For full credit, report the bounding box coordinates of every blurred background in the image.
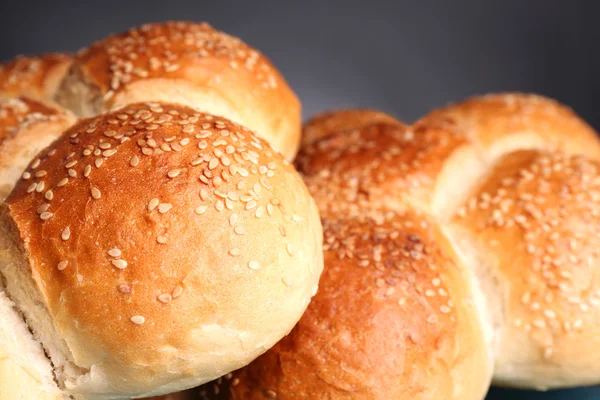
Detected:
[2,0,599,398]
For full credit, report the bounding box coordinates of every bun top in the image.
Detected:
[1,102,322,398]
[56,21,301,160]
[0,54,72,103]
[0,97,75,201]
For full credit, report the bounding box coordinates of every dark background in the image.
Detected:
[2,1,600,398]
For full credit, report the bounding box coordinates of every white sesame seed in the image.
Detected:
[158,293,172,303]
[84,165,92,177]
[57,261,68,271]
[130,315,145,325]
[45,190,54,201]
[61,227,71,241]
[40,212,53,221]
[91,187,101,199]
[157,236,167,244]
[148,198,159,211]
[172,286,183,299]
[158,203,172,213]
[108,248,122,258]
[112,259,128,269]
[130,155,140,167]
[229,248,240,256]
[22,171,31,180]
[248,260,260,270]
[57,178,68,187]
[167,169,181,178]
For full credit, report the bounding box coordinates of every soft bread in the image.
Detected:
[0,97,75,201]
[55,21,301,160]
[0,54,73,104]
[0,102,323,399]
[213,93,600,398]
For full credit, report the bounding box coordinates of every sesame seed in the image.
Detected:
[229,248,240,256]
[158,293,172,303]
[61,227,71,241]
[37,204,50,214]
[103,149,117,157]
[130,155,140,167]
[245,200,257,210]
[108,248,122,258]
[112,259,128,269]
[157,235,167,244]
[35,170,47,178]
[40,212,53,221]
[118,284,131,294]
[148,198,159,211]
[248,260,261,270]
[215,200,224,211]
[68,168,77,177]
[91,187,101,199]
[234,226,245,235]
[57,178,68,187]
[45,190,54,201]
[57,261,68,271]
[31,159,40,169]
[172,286,183,298]
[167,169,181,178]
[200,188,209,200]
[84,165,92,177]
[195,205,208,215]
[130,315,145,325]
[22,172,31,180]
[158,203,172,213]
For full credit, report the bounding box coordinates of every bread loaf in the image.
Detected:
[215,93,600,399]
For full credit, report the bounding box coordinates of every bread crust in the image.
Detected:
[55,22,301,160]
[1,102,322,399]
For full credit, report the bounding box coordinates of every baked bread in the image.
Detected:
[0,102,323,399]
[0,54,73,104]
[213,93,600,399]
[55,21,301,160]
[0,97,75,201]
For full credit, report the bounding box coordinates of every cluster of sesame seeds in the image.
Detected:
[322,212,456,324]
[15,101,299,327]
[79,21,278,99]
[455,150,600,359]
[296,122,461,217]
[0,53,70,95]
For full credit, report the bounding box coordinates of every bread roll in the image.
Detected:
[0,97,75,201]
[0,54,73,104]
[55,21,301,160]
[0,97,74,400]
[0,102,323,399]
[213,93,600,398]
[301,109,402,147]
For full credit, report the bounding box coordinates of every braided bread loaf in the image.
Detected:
[210,93,600,399]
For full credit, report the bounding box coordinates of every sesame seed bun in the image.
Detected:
[301,109,403,147]
[0,102,323,399]
[55,21,301,160]
[212,93,600,398]
[450,149,600,389]
[0,97,75,201]
[0,54,73,104]
[226,211,492,399]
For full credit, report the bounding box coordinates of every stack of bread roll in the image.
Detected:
[0,22,323,399]
[3,20,600,400]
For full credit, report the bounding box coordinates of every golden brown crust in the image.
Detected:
[301,109,403,147]
[1,102,322,398]
[220,94,600,398]
[0,54,72,103]
[421,92,600,160]
[452,150,600,388]
[224,212,490,399]
[56,21,301,160]
[296,121,466,218]
[0,97,75,201]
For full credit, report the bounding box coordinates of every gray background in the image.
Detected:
[2,0,600,398]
